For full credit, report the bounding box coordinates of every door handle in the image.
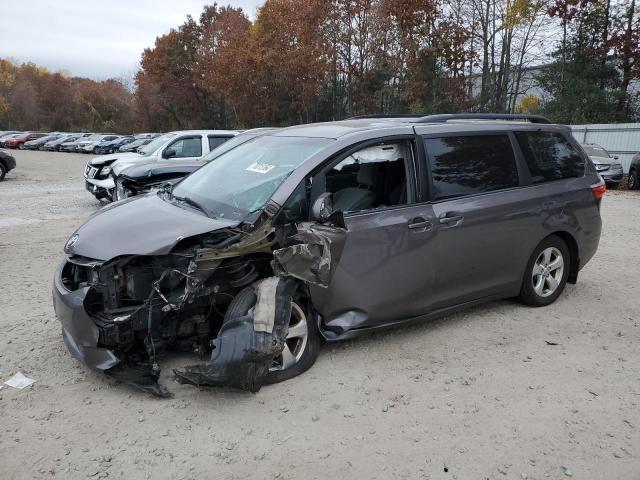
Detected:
[438,213,464,225]
[408,218,432,231]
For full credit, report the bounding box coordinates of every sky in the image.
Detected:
[0,0,263,80]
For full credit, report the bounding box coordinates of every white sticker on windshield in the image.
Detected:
[246,162,276,174]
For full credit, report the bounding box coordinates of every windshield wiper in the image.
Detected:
[173,195,210,217]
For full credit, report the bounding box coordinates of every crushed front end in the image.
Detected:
[54,242,278,395]
[52,209,345,396]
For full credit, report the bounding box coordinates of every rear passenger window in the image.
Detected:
[208,136,231,151]
[515,131,584,183]
[424,135,519,200]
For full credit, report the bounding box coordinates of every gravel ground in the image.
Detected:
[0,149,639,480]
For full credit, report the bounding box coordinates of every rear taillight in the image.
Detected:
[591,180,606,200]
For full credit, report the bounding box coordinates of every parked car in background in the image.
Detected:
[0,149,16,181]
[5,132,47,149]
[628,152,640,190]
[112,128,275,201]
[45,134,80,151]
[85,130,238,201]
[59,136,88,152]
[24,133,65,150]
[76,134,119,154]
[54,114,604,394]
[95,136,134,154]
[118,137,155,152]
[0,133,22,148]
[134,132,159,139]
[580,143,624,188]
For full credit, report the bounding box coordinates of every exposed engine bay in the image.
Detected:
[58,216,345,397]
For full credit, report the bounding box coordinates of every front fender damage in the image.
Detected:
[272,223,346,288]
[173,277,297,392]
[76,218,346,397]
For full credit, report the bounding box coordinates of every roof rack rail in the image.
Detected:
[415,113,552,124]
[346,114,425,120]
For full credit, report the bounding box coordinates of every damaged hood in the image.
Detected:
[119,160,204,181]
[111,155,164,176]
[88,151,141,167]
[67,194,241,260]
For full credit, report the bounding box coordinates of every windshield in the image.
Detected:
[171,135,333,221]
[138,133,176,155]
[582,145,610,158]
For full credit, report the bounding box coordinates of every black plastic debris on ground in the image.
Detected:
[173,277,297,392]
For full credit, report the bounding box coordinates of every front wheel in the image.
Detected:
[519,235,570,307]
[18,144,24,150]
[223,285,321,384]
[0,162,6,181]
[629,170,639,190]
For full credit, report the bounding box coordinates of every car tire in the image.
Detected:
[0,162,6,181]
[518,235,570,307]
[18,144,24,150]
[223,284,321,385]
[629,170,639,190]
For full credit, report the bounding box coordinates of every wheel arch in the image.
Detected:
[548,231,579,284]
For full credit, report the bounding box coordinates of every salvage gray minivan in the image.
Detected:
[53,114,604,395]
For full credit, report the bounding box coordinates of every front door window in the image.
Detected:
[168,137,203,158]
[324,140,411,214]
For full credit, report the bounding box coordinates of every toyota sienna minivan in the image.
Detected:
[53,114,604,395]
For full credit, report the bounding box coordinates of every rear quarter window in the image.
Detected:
[208,136,232,151]
[424,134,519,200]
[515,131,584,183]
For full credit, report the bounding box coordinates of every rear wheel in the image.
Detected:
[18,143,24,150]
[629,170,639,190]
[93,147,99,154]
[519,235,570,307]
[223,284,320,384]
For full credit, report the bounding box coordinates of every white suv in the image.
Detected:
[84,130,238,201]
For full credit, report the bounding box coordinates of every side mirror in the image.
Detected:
[162,148,176,159]
[311,193,334,223]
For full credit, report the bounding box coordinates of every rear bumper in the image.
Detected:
[52,262,120,370]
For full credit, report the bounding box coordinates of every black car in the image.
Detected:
[0,149,16,181]
[113,128,277,201]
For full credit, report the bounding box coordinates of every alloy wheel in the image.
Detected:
[531,247,564,297]
[270,302,308,371]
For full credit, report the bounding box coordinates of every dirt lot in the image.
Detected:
[0,149,638,479]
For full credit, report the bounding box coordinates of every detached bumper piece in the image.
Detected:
[173,277,297,392]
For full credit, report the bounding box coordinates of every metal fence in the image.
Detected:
[570,123,639,173]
